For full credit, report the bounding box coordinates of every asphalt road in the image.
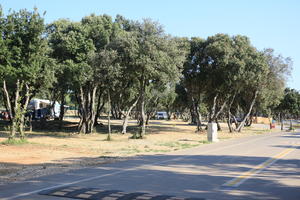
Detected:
[0,131,299,200]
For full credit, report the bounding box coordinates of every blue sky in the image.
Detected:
[1,0,299,90]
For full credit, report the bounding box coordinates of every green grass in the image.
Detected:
[198,140,211,144]
[144,149,170,153]
[1,138,29,145]
[157,141,202,149]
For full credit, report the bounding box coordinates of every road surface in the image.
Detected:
[0,131,299,200]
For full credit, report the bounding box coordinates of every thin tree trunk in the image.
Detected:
[107,89,111,140]
[215,98,227,120]
[209,94,218,122]
[139,95,146,138]
[59,93,65,129]
[78,86,86,134]
[88,86,97,132]
[12,80,20,139]
[232,114,239,129]
[280,113,284,130]
[236,91,258,132]
[94,102,104,126]
[166,107,171,120]
[192,98,202,132]
[122,97,139,134]
[227,111,233,133]
[138,78,146,138]
[211,95,227,131]
[3,80,15,139]
[146,112,151,125]
[227,93,236,133]
[19,84,30,139]
[190,106,196,124]
[94,91,103,126]
[3,80,13,122]
[216,119,221,131]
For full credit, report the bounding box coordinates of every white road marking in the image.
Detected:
[4,133,281,200]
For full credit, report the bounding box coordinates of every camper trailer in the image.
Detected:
[27,99,61,119]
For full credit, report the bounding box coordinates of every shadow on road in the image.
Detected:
[1,149,300,200]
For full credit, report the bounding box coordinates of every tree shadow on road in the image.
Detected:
[0,150,299,200]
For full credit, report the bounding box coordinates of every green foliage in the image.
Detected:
[0,8,54,88]
[277,88,300,118]
[0,8,55,139]
[1,138,29,145]
[0,7,296,138]
[258,49,293,114]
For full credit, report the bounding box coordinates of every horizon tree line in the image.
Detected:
[0,7,295,141]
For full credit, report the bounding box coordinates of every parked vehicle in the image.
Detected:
[27,99,61,119]
[156,112,168,120]
[230,117,242,123]
[0,111,10,120]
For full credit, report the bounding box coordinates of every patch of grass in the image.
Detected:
[120,148,141,154]
[120,145,141,154]
[157,141,200,149]
[198,140,210,144]
[288,127,296,131]
[1,138,29,145]
[180,143,199,149]
[144,149,170,153]
[157,141,180,148]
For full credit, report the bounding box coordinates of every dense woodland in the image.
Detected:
[0,8,299,141]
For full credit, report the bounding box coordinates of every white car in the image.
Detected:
[156,112,168,120]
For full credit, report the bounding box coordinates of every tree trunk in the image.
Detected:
[107,89,112,140]
[216,119,221,131]
[214,99,227,131]
[77,85,97,134]
[227,93,236,133]
[209,94,218,123]
[166,107,171,120]
[89,86,97,132]
[138,78,146,138]
[78,86,87,134]
[3,80,13,123]
[214,98,227,120]
[12,80,20,139]
[245,115,253,127]
[236,91,258,132]
[19,84,30,139]
[94,91,103,126]
[280,113,284,130]
[3,80,15,139]
[122,97,139,134]
[189,106,196,124]
[227,111,233,133]
[139,95,146,138]
[59,93,65,129]
[192,98,202,132]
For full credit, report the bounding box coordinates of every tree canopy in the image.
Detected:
[0,6,295,140]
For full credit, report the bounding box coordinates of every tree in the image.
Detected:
[116,19,185,138]
[0,8,55,139]
[257,49,293,129]
[183,34,272,132]
[228,36,270,132]
[47,19,95,134]
[276,88,300,130]
[89,49,120,140]
[106,26,140,134]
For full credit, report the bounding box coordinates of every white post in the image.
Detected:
[207,123,219,142]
